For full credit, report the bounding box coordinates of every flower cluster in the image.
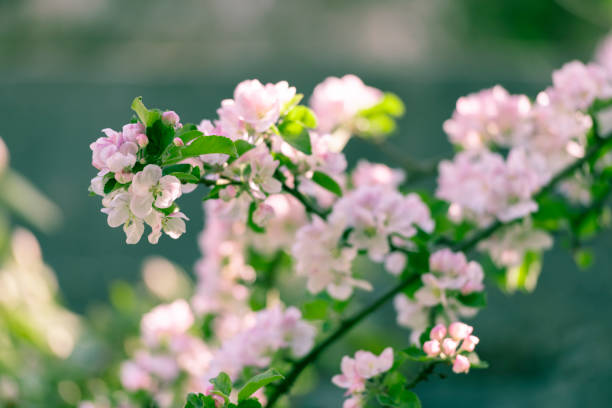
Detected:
[332,348,394,408]
[292,184,434,300]
[90,114,189,244]
[121,298,315,407]
[394,249,484,343]
[436,59,612,226]
[422,322,479,374]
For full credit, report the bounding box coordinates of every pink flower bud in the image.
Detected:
[441,338,458,356]
[448,322,473,340]
[423,340,440,357]
[162,110,181,126]
[173,137,184,147]
[452,354,470,374]
[460,335,480,352]
[136,134,149,147]
[430,324,447,341]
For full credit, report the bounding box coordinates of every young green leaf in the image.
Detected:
[277,121,312,155]
[181,136,238,158]
[185,393,218,408]
[237,368,284,402]
[237,399,263,408]
[169,172,200,184]
[235,140,256,156]
[210,372,232,396]
[177,130,205,144]
[311,171,342,196]
[131,96,162,127]
[285,105,318,129]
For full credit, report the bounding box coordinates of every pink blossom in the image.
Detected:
[384,252,406,275]
[452,354,471,374]
[141,299,194,347]
[441,338,459,356]
[430,324,447,341]
[120,361,152,391]
[460,335,480,353]
[423,340,440,357]
[332,347,393,396]
[443,85,532,149]
[351,160,405,189]
[448,322,473,341]
[162,110,181,128]
[310,74,383,133]
[129,165,182,218]
[231,79,295,133]
[551,60,612,111]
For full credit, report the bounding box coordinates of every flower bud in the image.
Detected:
[460,335,480,352]
[452,354,470,374]
[423,340,440,357]
[441,338,458,356]
[173,137,184,147]
[430,324,447,341]
[162,110,181,126]
[136,133,149,147]
[448,322,473,340]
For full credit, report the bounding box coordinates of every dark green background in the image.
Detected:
[1,0,612,406]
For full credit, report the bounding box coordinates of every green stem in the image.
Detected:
[406,362,438,389]
[265,136,612,408]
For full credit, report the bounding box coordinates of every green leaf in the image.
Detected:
[131,96,162,127]
[281,93,304,114]
[457,291,487,308]
[285,105,318,129]
[169,172,200,184]
[162,164,192,175]
[237,399,263,408]
[210,372,232,396]
[164,136,237,165]
[277,120,312,155]
[376,387,421,408]
[237,369,284,402]
[574,248,594,269]
[203,185,223,201]
[131,96,150,125]
[402,346,430,362]
[235,140,256,156]
[247,201,266,234]
[181,136,237,158]
[311,171,342,196]
[301,299,329,320]
[178,130,205,144]
[103,178,117,195]
[185,393,217,408]
[360,93,405,118]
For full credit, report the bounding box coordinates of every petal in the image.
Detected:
[130,194,154,218]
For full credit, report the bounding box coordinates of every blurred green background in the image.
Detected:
[1,0,612,406]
